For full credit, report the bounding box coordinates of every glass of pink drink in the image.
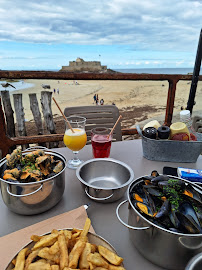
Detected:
[91,127,113,158]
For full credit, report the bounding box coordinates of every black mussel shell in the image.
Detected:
[151,175,169,185]
[143,185,163,197]
[155,200,170,219]
[183,184,202,204]
[176,201,202,234]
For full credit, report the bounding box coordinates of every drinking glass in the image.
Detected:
[63,116,87,169]
[91,127,112,158]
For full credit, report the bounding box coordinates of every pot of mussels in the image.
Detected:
[116,171,202,270]
[0,147,67,215]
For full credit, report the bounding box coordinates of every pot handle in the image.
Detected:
[136,125,143,137]
[85,187,114,201]
[7,183,43,197]
[23,146,48,152]
[116,200,150,230]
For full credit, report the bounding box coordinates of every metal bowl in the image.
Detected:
[185,253,202,270]
[76,158,134,203]
[0,147,67,215]
[6,229,124,269]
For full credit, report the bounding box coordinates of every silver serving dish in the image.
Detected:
[185,252,202,270]
[6,229,124,269]
[76,158,134,203]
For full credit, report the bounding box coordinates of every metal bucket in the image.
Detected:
[136,125,202,163]
[0,147,67,215]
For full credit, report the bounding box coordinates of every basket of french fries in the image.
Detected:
[6,218,125,270]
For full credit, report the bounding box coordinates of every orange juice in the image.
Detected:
[63,128,87,151]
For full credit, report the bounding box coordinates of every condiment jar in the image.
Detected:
[157,125,170,139]
[170,122,190,141]
[143,127,157,139]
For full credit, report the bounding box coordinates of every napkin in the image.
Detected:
[0,205,94,269]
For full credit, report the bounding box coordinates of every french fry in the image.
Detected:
[49,241,59,255]
[58,233,69,269]
[51,229,59,234]
[50,265,60,270]
[15,248,28,270]
[63,229,72,240]
[80,218,91,239]
[90,244,97,253]
[93,266,107,270]
[87,252,109,268]
[98,246,123,266]
[38,247,60,264]
[33,233,58,250]
[25,248,41,270]
[11,258,16,266]
[30,235,43,242]
[79,242,91,269]
[69,239,86,268]
[71,231,81,239]
[27,259,51,270]
[108,266,126,270]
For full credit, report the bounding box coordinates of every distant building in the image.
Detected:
[60,57,107,72]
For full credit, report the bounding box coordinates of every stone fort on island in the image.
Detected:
[60,58,107,72]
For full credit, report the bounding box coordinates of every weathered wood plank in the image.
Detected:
[29,93,46,147]
[41,91,59,148]
[0,90,16,138]
[13,93,29,149]
[0,70,201,81]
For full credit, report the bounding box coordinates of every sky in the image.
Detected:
[0,0,201,70]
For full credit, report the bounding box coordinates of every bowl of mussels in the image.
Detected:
[116,170,202,270]
[0,147,67,215]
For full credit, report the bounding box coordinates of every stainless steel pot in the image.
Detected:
[185,252,202,270]
[76,158,134,203]
[116,175,202,270]
[0,147,67,215]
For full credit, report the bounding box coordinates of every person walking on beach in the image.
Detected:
[93,94,97,104]
[54,88,56,94]
[57,88,59,94]
[100,98,104,105]
[96,94,99,105]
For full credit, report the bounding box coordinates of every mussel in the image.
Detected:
[130,171,202,234]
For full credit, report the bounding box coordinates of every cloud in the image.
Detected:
[0,0,201,52]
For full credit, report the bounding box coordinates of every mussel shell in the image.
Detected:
[135,201,156,217]
[143,185,163,197]
[176,201,202,234]
[169,207,181,229]
[151,175,169,185]
[155,199,170,219]
[183,184,202,204]
[151,170,159,177]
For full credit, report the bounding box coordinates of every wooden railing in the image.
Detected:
[0,70,201,157]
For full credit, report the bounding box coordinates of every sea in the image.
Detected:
[114,68,200,75]
[0,68,200,91]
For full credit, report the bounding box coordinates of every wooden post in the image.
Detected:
[0,90,16,137]
[41,91,59,148]
[29,93,46,147]
[164,79,179,126]
[13,93,29,149]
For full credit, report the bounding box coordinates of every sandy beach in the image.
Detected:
[8,79,202,129]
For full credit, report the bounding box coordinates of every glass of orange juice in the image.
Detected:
[63,116,87,169]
